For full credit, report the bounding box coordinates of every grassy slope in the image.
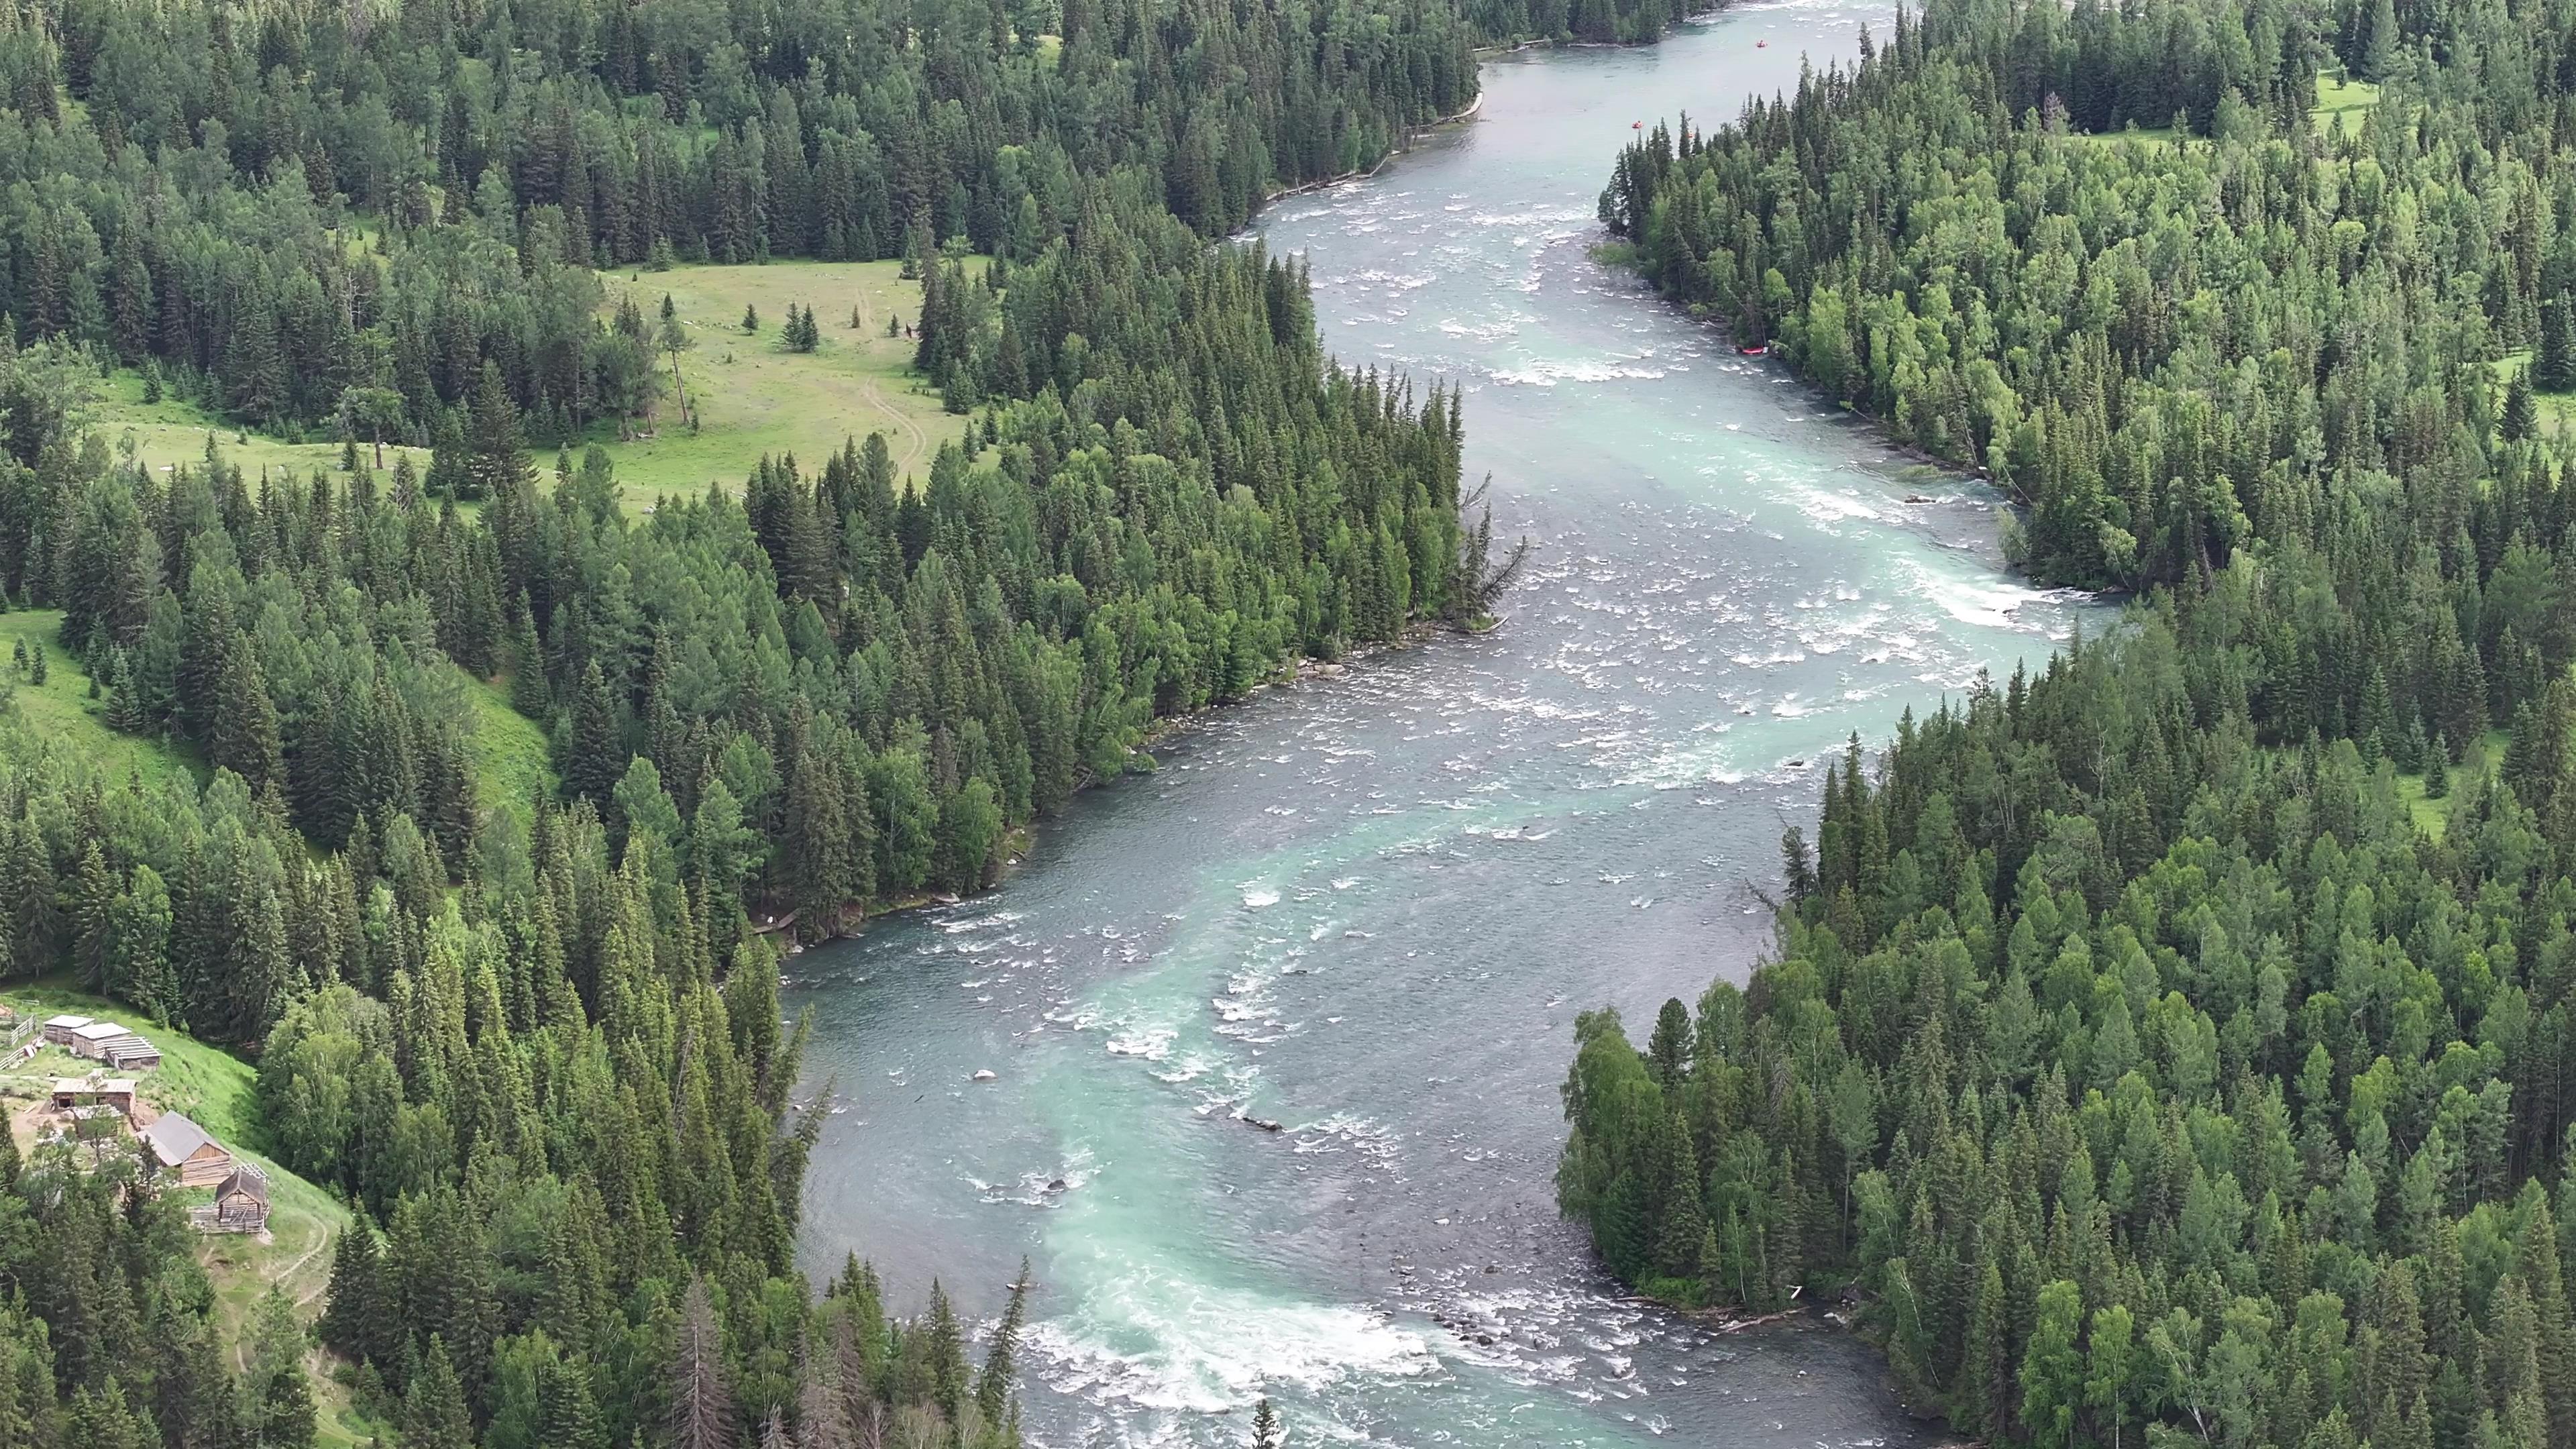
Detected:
[462,669,558,818]
[590,258,973,505]
[1,607,551,832]
[0,985,380,1444]
[0,609,204,790]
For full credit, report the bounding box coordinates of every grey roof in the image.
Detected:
[141,1113,219,1166]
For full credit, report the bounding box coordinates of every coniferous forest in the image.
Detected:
[1564,4,2576,1449]
[0,0,1630,1436]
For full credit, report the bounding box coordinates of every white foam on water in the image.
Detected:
[1241,884,1283,908]
[1028,1279,1439,1418]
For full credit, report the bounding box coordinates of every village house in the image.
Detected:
[140,1113,232,1186]
[198,1165,270,1234]
[50,1077,138,1117]
[41,1014,91,1045]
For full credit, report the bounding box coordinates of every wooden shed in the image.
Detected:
[42,1014,91,1045]
[141,1113,231,1186]
[70,1021,143,1061]
[50,1077,137,1116]
[199,1166,270,1234]
[103,1039,161,1071]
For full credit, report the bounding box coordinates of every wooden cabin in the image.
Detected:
[42,1014,91,1045]
[70,1020,144,1061]
[199,1166,270,1234]
[50,1077,137,1116]
[141,1113,231,1186]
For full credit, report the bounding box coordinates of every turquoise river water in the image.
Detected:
[790,5,2102,1445]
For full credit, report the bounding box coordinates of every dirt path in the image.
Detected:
[853,371,934,476]
[288,1227,335,1308]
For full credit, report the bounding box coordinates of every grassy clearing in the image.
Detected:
[0,986,375,1444]
[93,370,432,490]
[590,258,973,505]
[2393,729,2510,841]
[2312,74,2381,129]
[2065,75,2381,150]
[0,608,205,790]
[2487,349,2576,439]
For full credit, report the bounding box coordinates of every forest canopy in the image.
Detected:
[1568,3,2576,1449]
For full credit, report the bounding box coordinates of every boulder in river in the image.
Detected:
[971,1069,997,1082]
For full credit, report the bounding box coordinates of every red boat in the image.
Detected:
[1756,38,1768,47]
[1739,344,1768,356]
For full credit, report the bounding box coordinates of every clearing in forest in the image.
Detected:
[590,257,974,506]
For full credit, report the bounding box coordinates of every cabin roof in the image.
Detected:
[215,1165,270,1206]
[141,1113,218,1166]
[72,1021,136,1041]
[44,1014,91,1029]
[52,1077,136,1093]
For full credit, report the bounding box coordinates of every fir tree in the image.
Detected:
[2504,372,2539,441]
[2543,294,2576,390]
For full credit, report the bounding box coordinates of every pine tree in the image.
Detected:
[2543,294,2576,390]
[105,648,142,733]
[975,1263,1032,1426]
[567,659,625,806]
[1252,1397,1283,1449]
[251,1287,319,1449]
[466,361,535,501]
[743,303,760,333]
[509,601,549,716]
[213,633,284,794]
[672,1278,733,1449]
[2505,373,2539,441]
[322,1217,390,1368]
[71,843,113,992]
[404,1338,474,1449]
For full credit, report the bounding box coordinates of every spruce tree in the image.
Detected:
[2505,372,2539,441]
[403,1338,474,1449]
[2544,293,2576,390]
[323,1217,390,1367]
[213,634,284,794]
[974,1263,1032,1427]
[466,361,535,501]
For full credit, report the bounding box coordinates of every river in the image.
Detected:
[789,5,2099,1445]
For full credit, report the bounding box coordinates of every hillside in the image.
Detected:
[0,987,382,1446]
[0,609,203,791]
